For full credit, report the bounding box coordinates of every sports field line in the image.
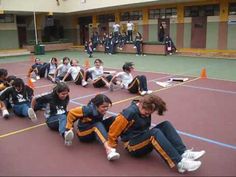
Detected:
[1,77,236,151]
[0,77,199,139]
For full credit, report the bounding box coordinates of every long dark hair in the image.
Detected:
[88,94,112,107]
[52,82,70,102]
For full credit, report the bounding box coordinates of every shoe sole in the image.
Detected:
[28,108,37,122]
[64,130,74,146]
[108,153,120,161]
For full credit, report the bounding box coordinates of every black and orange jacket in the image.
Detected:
[66,102,104,130]
[108,101,151,148]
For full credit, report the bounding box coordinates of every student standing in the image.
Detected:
[126,20,134,42]
[65,94,120,160]
[107,94,205,173]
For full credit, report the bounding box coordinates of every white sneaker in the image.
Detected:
[28,108,37,122]
[82,80,88,87]
[30,78,36,83]
[64,129,74,146]
[140,91,147,96]
[36,76,40,80]
[177,158,201,173]
[182,149,206,160]
[107,148,120,161]
[2,109,10,119]
[146,90,153,94]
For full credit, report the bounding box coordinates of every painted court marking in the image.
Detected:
[1,77,236,152]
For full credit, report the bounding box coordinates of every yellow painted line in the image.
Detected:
[0,123,46,139]
[113,77,200,105]
[0,77,201,139]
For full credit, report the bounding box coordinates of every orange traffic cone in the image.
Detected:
[84,58,90,69]
[27,78,35,89]
[200,68,207,79]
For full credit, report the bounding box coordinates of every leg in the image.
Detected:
[127,77,140,94]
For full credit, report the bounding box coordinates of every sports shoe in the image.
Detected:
[36,76,40,80]
[107,148,120,161]
[109,83,114,92]
[146,90,153,94]
[140,91,147,96]
[28,108,37,122]
[177,158,201,173]
[64,129,74,146]
[2,109,10,119]
[182,149,206,160]
[82,80,88,87]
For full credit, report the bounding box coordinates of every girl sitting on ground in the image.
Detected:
[44,57,58,82]
[54,57,71,83]
[109,62,152,95]
[82,58,113,88]
[62,58,87,86]
[0,78,37,122]
[30,82,73,145]
[107,94,205,173]
[65,94,120,161]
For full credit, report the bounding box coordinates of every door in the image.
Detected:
[79,16,92,45]
[17,26,27,48]
[191,17,207,48]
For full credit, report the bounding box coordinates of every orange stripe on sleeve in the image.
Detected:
[66,107,84,129]
[108,114,129,148]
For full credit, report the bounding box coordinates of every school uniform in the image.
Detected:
[0,86,33,117]
[114,71,148,94]
[34,92,69,134]
[87,66,112,88]
[56,63,71,81]
[108,100,187,168]
[66,102,115,143]
[66,66,84,85]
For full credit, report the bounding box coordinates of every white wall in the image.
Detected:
[1,0,159,13]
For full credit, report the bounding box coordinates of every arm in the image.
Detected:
[62,72,70,82]
[107,114,129,148]
[66,106,84,130]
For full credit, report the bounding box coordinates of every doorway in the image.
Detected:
[79,16,92,45]
[191,17,207,48]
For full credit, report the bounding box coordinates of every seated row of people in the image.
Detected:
[0,66,205,173]
[27,58,153,95]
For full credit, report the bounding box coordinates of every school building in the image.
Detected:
[0,0,236,53]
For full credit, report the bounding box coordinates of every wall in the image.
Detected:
[183,17,191,48]
[206,16,219,49]
[0,16,19,49]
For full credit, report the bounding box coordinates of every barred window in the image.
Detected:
[97,14,115,23]
[229,3,236,15]
[121,11,143,21]
[0,14,14,23]
[148,8,177,19]
[184,5,219,17]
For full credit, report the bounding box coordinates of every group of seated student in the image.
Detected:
[0,62,206,174]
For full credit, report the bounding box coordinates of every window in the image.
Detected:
[0,14,14,23]
[97,14,115,23]
[121,11,143,21]
[148,8,177,19]
[229,3,236,15]
[149,9,160,19]
[184,5,219,17]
